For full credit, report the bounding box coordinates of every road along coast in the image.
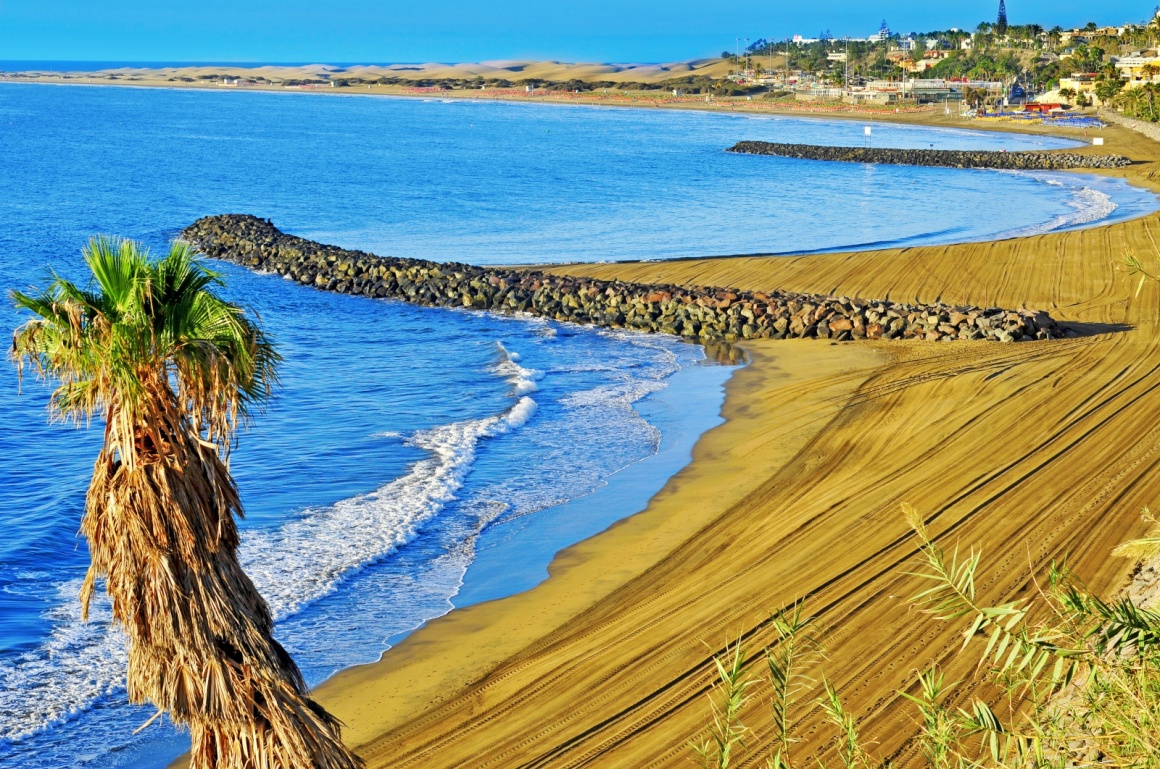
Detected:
[728,140,1133,170]
[278,118,1160,769]
[183,215,1067,342]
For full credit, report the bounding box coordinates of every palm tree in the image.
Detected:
[10,237,361,769]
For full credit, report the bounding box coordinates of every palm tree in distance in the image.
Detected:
[10,237,361,769]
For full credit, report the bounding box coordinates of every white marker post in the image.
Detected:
[865,125,872,148]
[1093,137,1105,146]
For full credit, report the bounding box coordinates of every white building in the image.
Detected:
[1116,55,1160,82]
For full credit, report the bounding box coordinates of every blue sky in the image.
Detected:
[1,1,1155,63]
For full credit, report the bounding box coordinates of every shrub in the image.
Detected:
[691,504,1160,767]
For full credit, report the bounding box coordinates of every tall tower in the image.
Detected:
[997,0,1008,36]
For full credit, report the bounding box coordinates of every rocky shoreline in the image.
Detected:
[182,215,1069,343]
[728,141,1133,170]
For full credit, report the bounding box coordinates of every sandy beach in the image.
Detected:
[0,59,1065,127]
[270,118,1160,767]
[61,65,1157,764]
[3,60,1134,162]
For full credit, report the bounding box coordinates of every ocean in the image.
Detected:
[0,83,1155,768]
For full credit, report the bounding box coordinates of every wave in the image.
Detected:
[241,391,537,619]
[493,341,542,396]
[994,172,1118,239]
[0,347,538,746]
[479,331,687,531]
[0,583,126,743]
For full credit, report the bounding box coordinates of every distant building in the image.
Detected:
[1116,55,1160,82]
[871,20,891,43]
[1059,73,1099,97]
[903,50,949,74]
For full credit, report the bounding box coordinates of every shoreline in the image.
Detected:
[316,339,887,754]
[0,71,1107,141]
[51,77,1157,765]
[306,116,1160,767]
[181,215,1070,343]
[13,71,1160,206]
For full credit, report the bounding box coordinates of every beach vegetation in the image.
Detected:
[9,237,362,769]
[367,73,749,96]
[691,638,757,769]
[1115,83,1160,123]
[691,505,1160,768]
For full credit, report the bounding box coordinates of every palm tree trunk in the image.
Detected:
[82,388,361,769]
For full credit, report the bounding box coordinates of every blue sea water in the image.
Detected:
[0,83,1156,769]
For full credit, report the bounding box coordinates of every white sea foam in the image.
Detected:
[0,583,126,743]
[493,341,542,395]
[995,172,1118,239]
[242,392,536,619]
[0,348,538,745]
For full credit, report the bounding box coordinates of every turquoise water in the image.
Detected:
[0,84,1156,768]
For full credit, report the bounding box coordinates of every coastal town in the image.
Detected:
[718,5,1160,121]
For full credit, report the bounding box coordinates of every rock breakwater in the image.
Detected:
[182,215,1068,343]
[728,141,1132,170]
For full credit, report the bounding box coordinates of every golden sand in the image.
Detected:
[90,73,1160,764]
[0,58,739,87]
[295,121,1160,767]
[8,61,1132,141]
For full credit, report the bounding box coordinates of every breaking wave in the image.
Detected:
[995,172,1119,239]
[0,347,539,746]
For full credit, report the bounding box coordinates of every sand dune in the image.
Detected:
[3,58,742,84]
[313,122,1160,767]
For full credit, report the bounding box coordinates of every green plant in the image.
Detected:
[819,678,873,769]
[691,503,1160,767]
[692,636,758,769]
[765,603,824,769]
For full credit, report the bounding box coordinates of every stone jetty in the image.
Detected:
[182,215,1068,343]
[728,141,1132,170]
